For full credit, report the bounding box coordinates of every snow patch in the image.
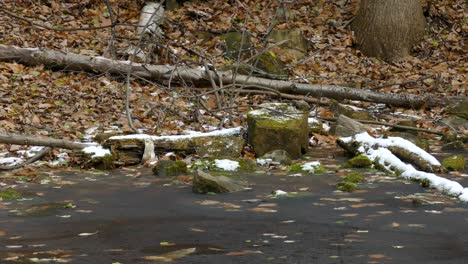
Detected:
[0,157,23,166]
[257,158,272,166]
[301,161,322,173]
[214,159,239,171]
[82,146,111,158]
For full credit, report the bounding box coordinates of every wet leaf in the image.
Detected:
[249,207,277,213]
[226,250,262,256]
[160,241,176,247]
[78,231,99,236]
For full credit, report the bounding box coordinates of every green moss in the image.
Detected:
[154,160,188,176]
[442,155,465,171]
[100,154,115,170]
[289,164,304,173]
[342,173,365,183]
[166,160,188,174]
[0,189,22,200]
[345,155,372,168]
[337,182,357,192]
[238,158,257,171]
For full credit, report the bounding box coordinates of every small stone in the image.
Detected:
[330,115,371,137]
[261,149,292,165]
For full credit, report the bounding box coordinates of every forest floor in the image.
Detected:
[0,0,466,144]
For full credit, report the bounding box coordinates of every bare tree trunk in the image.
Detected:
[0,44,460,108]
[352,0,426,61]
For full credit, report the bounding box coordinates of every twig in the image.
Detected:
[318,117,444,135]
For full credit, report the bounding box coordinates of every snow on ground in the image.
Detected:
[301,161,322,173]
[82,146,111,158]
[0,157,24,166]
[214,159,239,171]
[257,158,273,166]
[341,132,468,202]
[109,127,242,141]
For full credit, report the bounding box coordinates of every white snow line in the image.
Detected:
[109,127,242,141]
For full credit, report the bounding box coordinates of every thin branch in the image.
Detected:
[318,117,444,135]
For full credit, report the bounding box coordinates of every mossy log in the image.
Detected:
[103,132,245,165]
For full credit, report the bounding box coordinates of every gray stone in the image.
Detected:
[445,99,468,120]
[261,149,292,165]
[268,29,307,60]
[192,170,248,194]
[331,101,374,120]
[247,103,308,158]
[221,31,288,79]
[331,115,371,137]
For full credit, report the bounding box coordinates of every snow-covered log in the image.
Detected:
[0,44,462,108]
[338,132,468,202]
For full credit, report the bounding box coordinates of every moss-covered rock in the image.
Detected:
[260,149,292,165]
[221,31,252,60]
[221,31,288,79]
[337,182,357,192]
[268,29,307,60]
[153,160,188,177]
[331,101,374,121]
[247,103,308,158]
[345,155,372,168]
[0,189,22,200]
[445,99,468,120]
[192,170,248,194]
[442,155,465,171]
[342,172,365,183]
[337,173,365,192]
[254,52,289,79]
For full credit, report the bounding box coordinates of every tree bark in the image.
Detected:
[0,44,460,108]
[352,0,426,61]
[0,133,94,150]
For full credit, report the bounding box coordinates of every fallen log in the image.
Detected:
[0,44,462,108]
[0,133,93,150]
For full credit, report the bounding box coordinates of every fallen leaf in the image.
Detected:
[226,250,262,256]
[78,231,99,236]
[368,254,386,259]
[249,207,277,213]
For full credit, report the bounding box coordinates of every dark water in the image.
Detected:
[1,147,467,263]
